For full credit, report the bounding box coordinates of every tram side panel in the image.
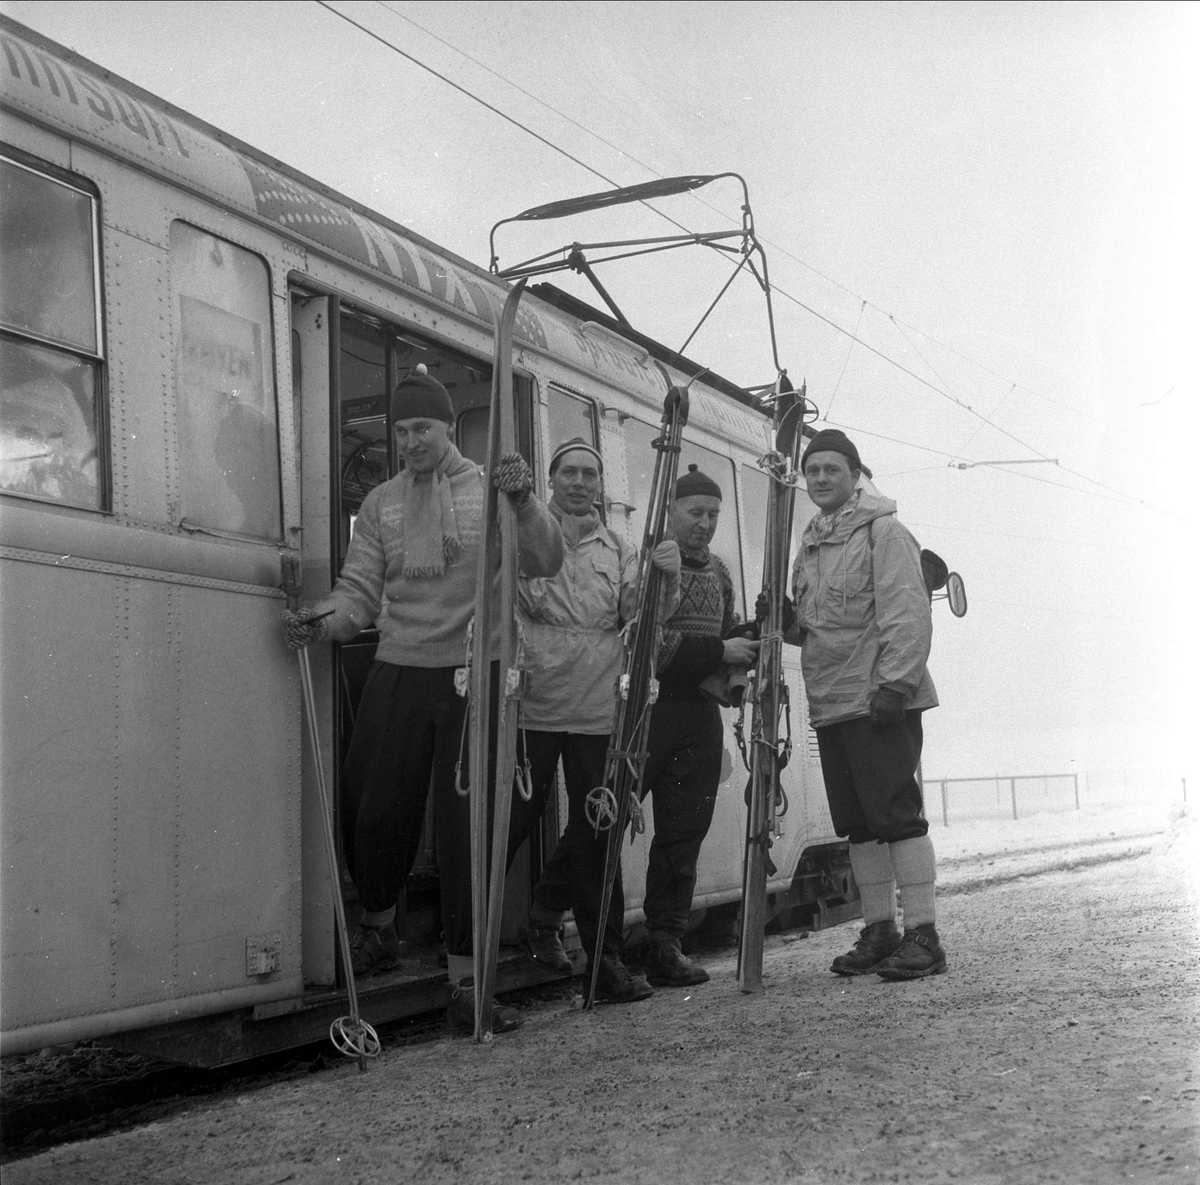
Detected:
[0,132,305,1053]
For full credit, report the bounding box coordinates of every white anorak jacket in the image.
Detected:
[519,508,680,734]
[789,485,937,728]
[518,512,638,735]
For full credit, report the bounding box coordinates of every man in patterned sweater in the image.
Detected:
[639,464,760,987]
[281,369,561,1033]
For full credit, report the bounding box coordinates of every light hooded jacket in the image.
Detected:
[316,445,562,668]
[518,508,637,734]
[519,506,680,734]
[789,485,937,728]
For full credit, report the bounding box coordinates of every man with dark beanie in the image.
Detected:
[638,464,760,987]
[505,438,680,1003]
[281,365,562,1033]
[785,427,946,979]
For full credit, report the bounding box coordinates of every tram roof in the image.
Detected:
[1,15,771,423]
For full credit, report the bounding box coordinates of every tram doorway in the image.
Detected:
[289,289,551,989]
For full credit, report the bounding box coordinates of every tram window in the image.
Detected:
[546,388,598,458]
[623,417,747,620]
[338,316,389,520]
[457,407,489,466]
[170,222,281,540]
[740,463,770,606]
[452,377,535,469]
[0,156,104,509]
[741,459,818,603]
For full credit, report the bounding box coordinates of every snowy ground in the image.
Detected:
[5,795,1196,1184]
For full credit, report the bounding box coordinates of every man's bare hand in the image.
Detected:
[722,636,760,667]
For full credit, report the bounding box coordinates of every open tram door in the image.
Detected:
[288,287,541,992]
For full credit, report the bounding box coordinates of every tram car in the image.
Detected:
[0,18,858,1064]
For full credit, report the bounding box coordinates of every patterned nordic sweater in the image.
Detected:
[315,454,561,668]
[655,547,738,700]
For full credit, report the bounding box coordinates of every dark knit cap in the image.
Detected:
[549,437,603,476]
[800,428,872,479]
[390,366,454,423]
[675,463,722,501]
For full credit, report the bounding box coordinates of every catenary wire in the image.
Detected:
[823,300,863,421]
[377,2,1111,430]
[316,0,1161,513]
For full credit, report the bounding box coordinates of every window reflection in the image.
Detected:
[0,337,99,506]
[171,222,280,539]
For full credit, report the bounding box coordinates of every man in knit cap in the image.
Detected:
[505,438,681,1003]
[784,427,946,979]
[636,463,760,988]
[281,367,562,1033]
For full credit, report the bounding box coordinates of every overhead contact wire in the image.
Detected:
[317,0,1164,514]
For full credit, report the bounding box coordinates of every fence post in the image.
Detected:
[1010,777,1018,820]
[941,781,948,827]
[1073,773,1079,810]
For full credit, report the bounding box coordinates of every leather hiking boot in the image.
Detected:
[830,920,903,977]
[645,942,709,987]
[592,954,654,1005]
[517,923,573,974]
[446,979,524,1035]
[876,924,947,980]
[349,921,402,978]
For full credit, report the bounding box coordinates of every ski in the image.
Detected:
[583,368,690,1009]
[737,375,805,993]
[468,277,528,1041]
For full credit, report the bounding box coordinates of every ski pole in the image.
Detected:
[282,554,380,1070]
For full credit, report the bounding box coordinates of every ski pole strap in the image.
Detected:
[628,795,646,837]
[454,715,471,798]
[733,698,750,771]
[516,726,534,802]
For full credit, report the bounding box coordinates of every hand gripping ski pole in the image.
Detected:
[281,554,380,1069]
[583,366,692,1009]
[737,375,806,993]
[467,278,528,1042]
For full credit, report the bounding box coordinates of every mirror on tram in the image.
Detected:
[947,571,968,618]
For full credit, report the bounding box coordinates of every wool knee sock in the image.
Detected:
[849,841,897,926]
[891,834,937,929]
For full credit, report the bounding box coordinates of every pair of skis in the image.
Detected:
[466,278,528,1042]
[737,376,805,993]
[583,369,691,1009]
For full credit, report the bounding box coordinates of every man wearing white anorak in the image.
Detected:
[507,438,680,1003]
[784,428,947,980]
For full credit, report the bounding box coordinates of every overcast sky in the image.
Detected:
[6,1,1196,791]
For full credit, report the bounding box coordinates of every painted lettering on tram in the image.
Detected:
[570,329,650,387]
[1,31,191,158]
